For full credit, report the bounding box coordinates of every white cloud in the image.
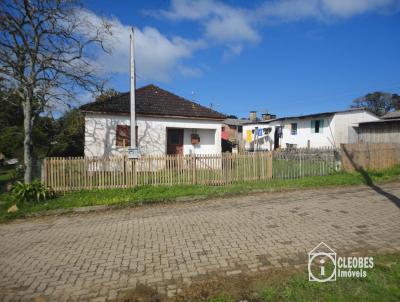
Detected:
[76,9,204,82]
[177,65,203,77]
[258,0,400,22]
[205,11,259,43]
[155,0,218,20]
[154,0,260,55]
[321,0,397,18]
[222,44,243,61]
[74,1,400,82]
[155,0,399,38]
[150,0,399,59]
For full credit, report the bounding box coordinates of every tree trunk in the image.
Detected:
[22,97,33,183]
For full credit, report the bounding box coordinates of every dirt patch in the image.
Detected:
[117,267,302,302]
[117,284,165,302]
[176,267,300,302]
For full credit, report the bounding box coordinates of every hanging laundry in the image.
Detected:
[258,128,263,136]
[246,130,252,143]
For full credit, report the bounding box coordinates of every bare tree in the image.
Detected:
[0,0,112,183]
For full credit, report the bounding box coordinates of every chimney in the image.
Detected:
[249,111,257,122]
[261,113,271,121]
[261,113,276,121]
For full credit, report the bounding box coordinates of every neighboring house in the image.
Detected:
[381,110,400,120]
[221,118,250,152]
[357,110,400,143]
[242,108,379,151]
[80,84,226,157]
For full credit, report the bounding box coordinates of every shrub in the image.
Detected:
[12,180,55,203]
[13,165,25,179]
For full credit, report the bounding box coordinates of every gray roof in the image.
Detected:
[223,118,250,126]
[243,108,374,125]
[382,110,400,119]
[358,118,400,125]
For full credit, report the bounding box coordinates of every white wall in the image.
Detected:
[243,117,334,151]
[331,111,379,145]
[84,113,222,157]
[280,117,335,148]
[242,110,378,150]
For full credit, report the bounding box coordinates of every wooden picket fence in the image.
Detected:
[273,147,339,179]
[341,143,400,172]
[42,148,339,192]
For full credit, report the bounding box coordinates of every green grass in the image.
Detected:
[198,253,400,302]
[0,165,399,223]
[121,253,400,301]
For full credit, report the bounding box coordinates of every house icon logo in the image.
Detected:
[308,242,336,282]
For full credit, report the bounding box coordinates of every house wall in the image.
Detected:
[331,111,379,145]
[242,110,378,151]
[357,122,400,143]
[281,117,335,148]
[84,113,222,157]
[243,117,334,151]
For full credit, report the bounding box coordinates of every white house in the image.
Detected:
[81,84,225,157]
[242,108,379,151]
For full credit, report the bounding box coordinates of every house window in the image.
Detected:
[291,123,297,135]
[116,125,138,147]
[222,126,225,132]
[168,129,183,145]
[238,126,242,133]
[311,120,324,133]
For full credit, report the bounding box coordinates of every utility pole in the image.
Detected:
[128,27,139,158]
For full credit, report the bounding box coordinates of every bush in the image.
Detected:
[10,165,24,181]
[12,180,55,203]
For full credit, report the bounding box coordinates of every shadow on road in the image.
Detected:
[342,147,400,209]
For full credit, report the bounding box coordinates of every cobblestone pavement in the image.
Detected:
[1,183,400,301]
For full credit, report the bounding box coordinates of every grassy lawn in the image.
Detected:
[0,165,399,223]
[166,253,400,302]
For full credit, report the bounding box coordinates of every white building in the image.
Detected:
[242,109,379,151]
[81,85,225,157]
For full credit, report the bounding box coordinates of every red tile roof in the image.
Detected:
[80,84,226,120]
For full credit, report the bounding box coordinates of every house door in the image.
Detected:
[167,128,184,155]
[274,127,280,150]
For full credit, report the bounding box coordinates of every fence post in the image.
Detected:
[41,159,46,185]
[267,152,273,179]
[123,156,127,188]
[192,154,196,185]
[299,149,302,178]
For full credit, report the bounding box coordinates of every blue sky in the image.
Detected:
[82,0,400,119]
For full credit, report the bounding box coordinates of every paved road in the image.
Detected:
[1,183,400,301]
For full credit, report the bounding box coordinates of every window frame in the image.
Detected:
[116,125,138,147]
[291,123,297,135]
[311,119,324,134]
